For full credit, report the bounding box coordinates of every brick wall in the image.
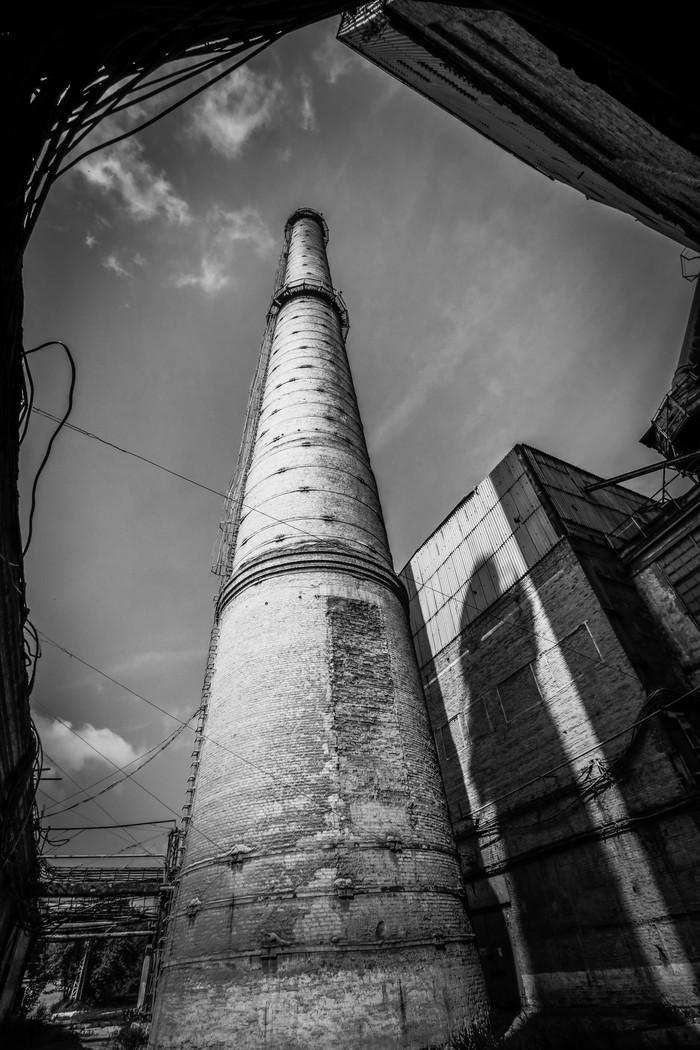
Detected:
[150,212,488,1048]
[413,537,700,1010]
[153,572,487,1048]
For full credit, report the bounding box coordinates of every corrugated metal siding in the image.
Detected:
[523,446,653,538]
[402,445,658,672]
[401,449,559,668]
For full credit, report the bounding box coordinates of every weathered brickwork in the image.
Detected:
[625,491,700,686]
[404,448,700,1019]
[339,5,700,250]
[150,211,487,1048]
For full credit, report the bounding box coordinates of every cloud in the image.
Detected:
[299,73,317,131]
[34,713,140,774]
[187,67,282,158]
[85,233,97,249]
[102,252,131,278]
[173,205,274,295]
[75,134,190,225]
[312,34,362,85]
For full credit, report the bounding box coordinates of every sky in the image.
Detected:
[21,16,695,868]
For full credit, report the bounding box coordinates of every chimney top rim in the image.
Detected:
[285,208,329,244]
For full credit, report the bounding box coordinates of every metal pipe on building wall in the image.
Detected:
[149,210,488,1050]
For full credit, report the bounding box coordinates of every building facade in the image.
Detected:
[149,210,488,1049]
[339,3,700,251]
[402,445,700,1030]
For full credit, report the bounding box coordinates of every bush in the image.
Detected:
[110,1010,148,1049]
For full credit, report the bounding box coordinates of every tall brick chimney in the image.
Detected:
[149,209,487,1049]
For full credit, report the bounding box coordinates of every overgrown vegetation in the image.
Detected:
[429,1012,691,1050]
[23,933,145,1009]
[109,1010,148,1049]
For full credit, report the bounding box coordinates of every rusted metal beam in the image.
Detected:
[582,452,700,492]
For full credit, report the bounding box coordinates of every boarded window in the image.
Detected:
[496,664,542,722]
[463,693,495,740]
[435,713,465,763]
[545,623,602,687]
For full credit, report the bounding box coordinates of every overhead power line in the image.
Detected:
[23,343,76,555]
[37,630,290,787]
[32,404,640,684]
[33,697,230,858]
[47,820,175,831]
[42,712,197,818]
[32,407,226,499]
[38,746,159,857]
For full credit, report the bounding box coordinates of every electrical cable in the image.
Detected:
[32,697,240,859]
[48,820,175,832]
[22,341,76,556]
[466,684,699,823]
[19,350,35,446]
[25,365,694,877]
[55,36,280,179]
[399,568,641,683]
[35,626,688,857]
[37,748,160,857]
[32,407,227,498]
[30,406,640,684]
[24,618,41,694]
[45,723,193,811]
[36,631,288,787]
[42,711,197,818]
[28,437,673,837]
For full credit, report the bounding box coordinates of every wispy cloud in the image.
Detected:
[35,713,140,773]
[101,249,148,279]
[75,130,190,225]
[312,34,361,85]
[108,647,203,678]
[187,67,282,158]
[299,73,317,131]
[370,293,501,452]
[173,205,274,295]
[102,252,131,278]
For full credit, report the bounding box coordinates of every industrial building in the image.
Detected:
[5,3,700,1035]
[149,209,488,1049]
[338,2,700,250]
[150,210,700,1045]
[401,442,700,1030]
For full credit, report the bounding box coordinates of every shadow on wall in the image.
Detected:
[457,562,649,1008]
[403,468,700,1029]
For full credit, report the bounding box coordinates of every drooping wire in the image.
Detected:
[26,382,692,858]
[43,709,198,818]
[55,36,279,180]
[47,820,176,833]
[22,618,42,698]
[32,407,227,499]
[31,403,644,685]
[32,697,237,859]
[466,683,700,826]
[19,350,35,446]
[37,631,286,787]
[45,720,196,812]
[22,340,76,556]
[36,748,160,858]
